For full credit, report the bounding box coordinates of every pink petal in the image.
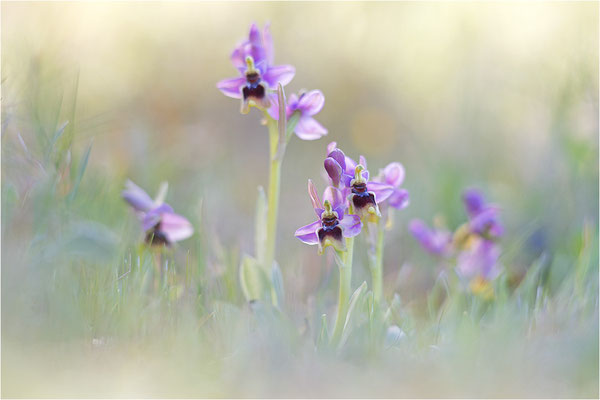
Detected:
[367,181,394,203]
[248,23,262,48]
[296,90,325,116]
[231,44,249,71]
[263,23,274,65]
[295,220,320,245]
[340,214,362,238]
[324,158,343,187]
[326,141,337,155]
[388,188,410,209]
[383,162,405,187]
[308,179,323,213]
[160,212,194,243]
[262,64,295,87]
[217,76,245,99]
[122,180,155,213]
[294,116,327,141]
[322,186,343,209]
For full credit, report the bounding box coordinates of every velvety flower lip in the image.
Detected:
[217,23,295,113]
[122,180,193,246]
[295,180,362,253]
[462,188,503,238]
[267,90,327,140]
[409,219,453,256]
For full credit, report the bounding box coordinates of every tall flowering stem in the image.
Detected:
[265,115,282,275]
[295,181,362,346]
[367,220,386,308]
[264,85,301,305]
[330,232,355,346]
[218,24,327,305]
[368,162,410,309]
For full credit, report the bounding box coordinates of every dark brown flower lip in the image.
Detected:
[351,191,377,212]
[317,225,344,252]
[242,83,266,101]
[145,224,170,246]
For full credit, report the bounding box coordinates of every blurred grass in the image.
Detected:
[2,2,599,398]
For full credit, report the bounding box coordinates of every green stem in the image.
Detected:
[330,236,355,346]
[370,222,385,309]
[265,116,282,306]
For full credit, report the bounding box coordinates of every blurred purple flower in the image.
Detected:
[462,188,504,238]
[122,180,193,246]
[295,180,362,254]
[456,238,501,282]
[217,23,295,114]
[409,219,453,256]
[267,90,327,140]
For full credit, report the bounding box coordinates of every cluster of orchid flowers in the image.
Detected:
[119,22,505,338]
[217,23,327,140]
[296,142,409,254]
[409,188,504,298]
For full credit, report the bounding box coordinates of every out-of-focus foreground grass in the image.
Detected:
[2,2,598,398]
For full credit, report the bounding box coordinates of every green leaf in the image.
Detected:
[515,253,548,308]
[339,281,368,348]
[239,255,270,302]
[56,69,79,163]
[45,120,69,163]
[67,141,92,204]
[427,270,450,319]
[254,186,267,266]
[316,314,329,351]
[271,261,285,307]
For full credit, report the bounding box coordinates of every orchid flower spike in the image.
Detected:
[295,180,362,254]
[217,23,295,114]
[122,180,193,246]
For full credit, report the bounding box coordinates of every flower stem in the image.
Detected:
[265,116,282,306]
[330,235,355,346]
[370,222,385,309]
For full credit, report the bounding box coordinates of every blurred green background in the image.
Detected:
[2,2,598,397]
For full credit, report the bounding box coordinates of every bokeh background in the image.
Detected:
[2,2,598,397]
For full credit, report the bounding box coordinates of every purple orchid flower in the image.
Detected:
[217,23,295,114]
[295,180,362,254]
[267,90,327,140]
[323,142,394,219]
[375,162,410,210]
[122,180,193,246]
[409,219,453,256]
[456,238,501,282]
[462,188,504,238]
